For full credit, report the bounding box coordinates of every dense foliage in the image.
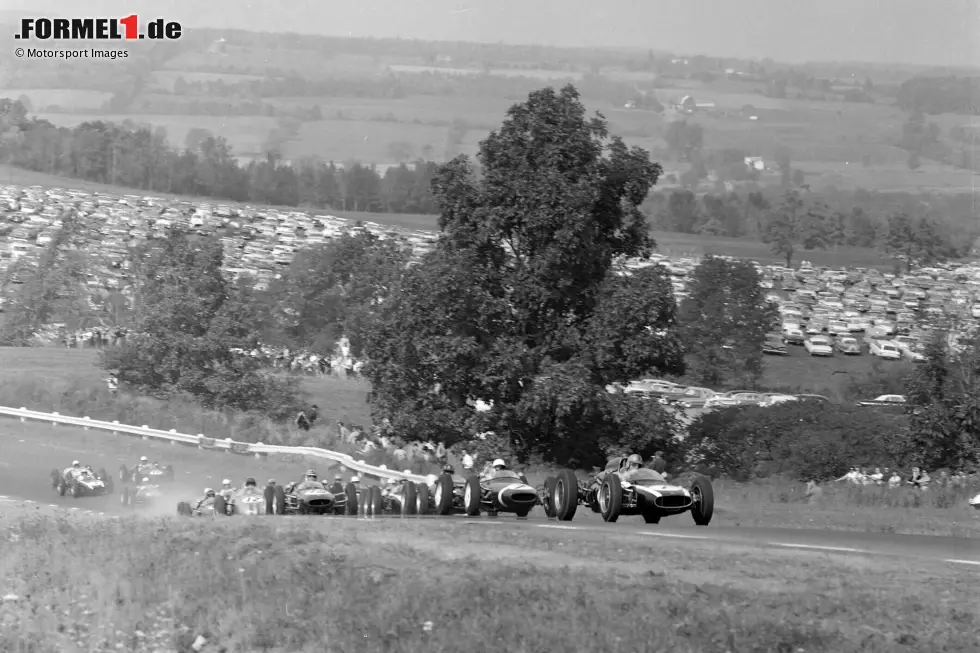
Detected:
[361,85,685,466]
[682,401,912,482]
[100,230,298,416]
[679,256,778,388]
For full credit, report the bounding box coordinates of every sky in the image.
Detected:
[5,0,980,68]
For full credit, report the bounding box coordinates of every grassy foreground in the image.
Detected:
[1,513,975,653]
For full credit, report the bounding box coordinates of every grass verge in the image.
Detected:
[1,514,975,653]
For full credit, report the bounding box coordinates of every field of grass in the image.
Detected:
[2,89,113,111]
[285,119,483,163]
[1,513,975,653]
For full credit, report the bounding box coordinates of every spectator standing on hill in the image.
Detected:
[649,451,667,474]
[105,373,118,396]
[888,471,902,488]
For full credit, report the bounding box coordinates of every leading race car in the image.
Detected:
[119,458,175,484]
[120,477,162,508]
[539,457,714,525]
[50,465,113,498]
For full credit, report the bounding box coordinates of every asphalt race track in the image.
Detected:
[1,416,978,567]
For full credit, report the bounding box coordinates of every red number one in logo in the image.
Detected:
[120,14,138,39]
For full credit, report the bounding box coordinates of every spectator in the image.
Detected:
[649,451,667,474]
[105,373,119,396]
[461,450,474,473]
[869,468,884,485]
[908,467,930,490]
[888,471,902,488]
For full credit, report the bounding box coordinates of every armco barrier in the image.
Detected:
[0,406,428,484]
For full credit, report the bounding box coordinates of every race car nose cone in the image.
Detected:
[498,485,538,507]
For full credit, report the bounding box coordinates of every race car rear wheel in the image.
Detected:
[344,483,358,516]
[213,494,228,516]
[690,476,714,526]
[71,483,82,499]
[599,474,622,523]
[463,476,481,517]
[369,486,383,517]
[401,482,418,517]
[120,487,130,506]
[554,469,579,522]
[358,488,369,518]
[58,481,67,496]
[176,501,192,516]
[415,483,430,515]
[434,474,454,516]
[541,476,557,518]
[272,485,286,515]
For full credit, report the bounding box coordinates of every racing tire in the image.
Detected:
[120,487,130,507]
[71,482,82,499]
[58,480,67,497]
[541,476,557,519]
[415,483,430,516]
[213,494,228,517]
[463,475,481,517]
[344,483,358,516]
[369,486,383,517]
[599,474,622,523]
[434,474,454,516]
[176,501,192,517]
[272,485,286,515]
[358,488,368,518]
[118,465,129,483]
[554,469,579,522]
[401,482,418,517]
[690,476,714,526]
[264,484,275,514]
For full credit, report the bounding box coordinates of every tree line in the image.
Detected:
[2,84,977,475]
[0,98,443,213]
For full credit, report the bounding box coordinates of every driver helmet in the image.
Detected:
[222,479,232,489]
[334,474,343,481]
[350,475,360,483]
[72,460,80,468]
[492,458,506,471]
[425,474,437,487]
[205,488,215,498]
[305,469,317,481]
[140,456,148,463]
[142,477,149,483]
[244,477,256,487]
[626,453,643,470]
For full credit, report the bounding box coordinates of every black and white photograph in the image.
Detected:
[0,1,977,651]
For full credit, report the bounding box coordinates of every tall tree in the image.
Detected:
[762,190,829,267]
[363,85,684,466]
[884,213,950,273]
[102,229,297,415]
[679,256,778,388]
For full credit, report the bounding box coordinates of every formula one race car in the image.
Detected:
[360,478,432,517]
[539,457,714,525]
[120,479,162,508]
[424,470,538,518]
[177,495,222,517]
[119,459,174,484]
[50,466,113,498]
[265,477,352,515]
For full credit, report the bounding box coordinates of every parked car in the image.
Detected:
[834,336,861,355]
[804,336,833,356]
[857,394,906,407]
[763,334,787,355]
[869,339,902,360]
[783,327,806,345]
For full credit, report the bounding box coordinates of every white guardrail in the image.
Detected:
[0,406,429,485]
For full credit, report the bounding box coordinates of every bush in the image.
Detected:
[681,401,912,481]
